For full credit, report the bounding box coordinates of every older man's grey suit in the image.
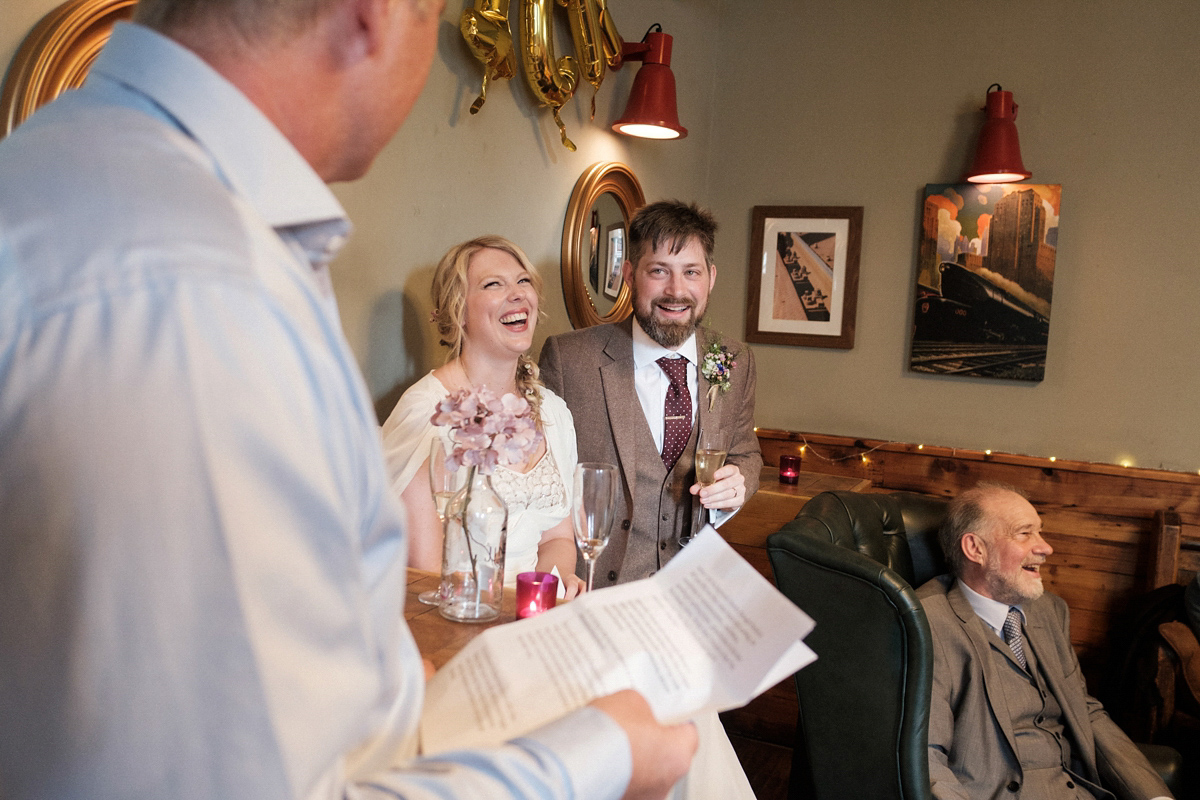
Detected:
[917,576,1170,800]
[539,318,760,588]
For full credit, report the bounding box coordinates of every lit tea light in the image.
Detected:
[516,572,559,619]
[778,454,801,485]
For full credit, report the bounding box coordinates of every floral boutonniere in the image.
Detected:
[700,342,737,411]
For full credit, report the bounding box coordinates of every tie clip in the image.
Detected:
[665,415,688,421]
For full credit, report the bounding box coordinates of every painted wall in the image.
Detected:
[705,0,1200,473]
[4,0,1199,472]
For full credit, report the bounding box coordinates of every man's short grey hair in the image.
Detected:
[938,482,1028,577]
[135,0,439,45]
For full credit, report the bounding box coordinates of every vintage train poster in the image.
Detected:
[910,183,1061,381]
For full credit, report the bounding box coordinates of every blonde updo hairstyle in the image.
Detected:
[430,235,546,424]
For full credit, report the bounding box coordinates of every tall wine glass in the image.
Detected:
[688,428,728,544]
[572,462,618,592]
[418,438,456,605]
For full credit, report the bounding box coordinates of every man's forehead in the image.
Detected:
[642,236,707,264]
[982,490,1040,531]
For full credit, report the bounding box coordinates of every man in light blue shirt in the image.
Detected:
[0,1,695,798]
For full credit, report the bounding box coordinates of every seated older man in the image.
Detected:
[917,483,1172,800]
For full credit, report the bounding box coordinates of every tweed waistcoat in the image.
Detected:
[615,415,699,584]
[989,633,1107,799]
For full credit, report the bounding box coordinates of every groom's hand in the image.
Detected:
[691,465,747,511]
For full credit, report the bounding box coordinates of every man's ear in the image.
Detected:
[621,259,633,288]
[341,0,391,58]
[707,261,717,291]
[961,531,988,568]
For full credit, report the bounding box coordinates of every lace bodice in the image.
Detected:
[490,447,567,514]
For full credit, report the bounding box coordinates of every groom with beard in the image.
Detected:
[540,200,762,588]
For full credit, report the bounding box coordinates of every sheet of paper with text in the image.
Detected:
[419,527,816,754]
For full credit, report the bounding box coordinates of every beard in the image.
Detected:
[983,557,1045,606]
[633,293,707,349]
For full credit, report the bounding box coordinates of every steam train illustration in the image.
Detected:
[914,261,1049,345]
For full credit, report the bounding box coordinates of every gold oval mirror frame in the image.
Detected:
[560,161,646,329]
[1,0,136,138]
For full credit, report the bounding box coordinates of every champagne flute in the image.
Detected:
[418,438,456,605]
[695,427,728,488]
[689,428,728,544]
[572,462,618,592]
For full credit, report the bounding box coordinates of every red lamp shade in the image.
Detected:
[612,31,687,140]
[966,85,1031,183]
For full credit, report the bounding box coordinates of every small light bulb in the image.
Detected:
[917,444,924,450]
[861,454,868,463]
[985,449,992,455]
[800,445,806,454]
[1049,456,1056,462]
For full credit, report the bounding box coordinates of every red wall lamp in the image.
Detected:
[966,84,1031,183]
[611,24,687,140]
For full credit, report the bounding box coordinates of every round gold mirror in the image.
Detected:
[1,0,135,137]
[561,161,646,329]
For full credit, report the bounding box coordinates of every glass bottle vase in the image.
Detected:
[438,466,507,622]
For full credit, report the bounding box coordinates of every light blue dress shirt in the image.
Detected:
[958,579,1026,637]
[0,22,629,800]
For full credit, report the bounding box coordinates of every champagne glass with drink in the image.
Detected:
[572,462,618,592]
[689,427,728,543]
[418,437,457,605]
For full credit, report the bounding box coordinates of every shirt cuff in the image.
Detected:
[710,507,736,528]
[513,706,632,800]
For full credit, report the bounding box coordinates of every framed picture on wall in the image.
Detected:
[603,222,625,299]
[745,206,862,349]
[909,183,1060,382]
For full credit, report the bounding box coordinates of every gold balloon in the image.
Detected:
[460,0,517,114]
[519,0,578,151]
[566,0,603,118]
[596,0,624,67]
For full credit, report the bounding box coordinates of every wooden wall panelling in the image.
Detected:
[755,428,1200,683]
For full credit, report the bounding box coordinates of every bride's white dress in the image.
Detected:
[380,371,754,800]
[381,372,577,583]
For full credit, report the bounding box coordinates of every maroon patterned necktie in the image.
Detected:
[656,356,692,470]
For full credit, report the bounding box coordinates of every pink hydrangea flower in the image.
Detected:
[431,386,544,475]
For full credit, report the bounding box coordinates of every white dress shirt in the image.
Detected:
[631,318,700,453]
[0,22,629,800]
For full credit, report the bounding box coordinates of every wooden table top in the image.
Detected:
[405,570,519,669]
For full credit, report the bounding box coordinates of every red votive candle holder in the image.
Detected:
[778,454,801,485]
[516,572,559,619]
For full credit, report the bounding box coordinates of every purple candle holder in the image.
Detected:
[516,572,559,619]
[778,454,801,485]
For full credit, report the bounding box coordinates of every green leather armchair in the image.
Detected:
[766,490,948,800]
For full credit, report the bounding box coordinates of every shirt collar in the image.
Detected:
[631,315,699,369]
[957,578,1025,635]
[89,23,350,245]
